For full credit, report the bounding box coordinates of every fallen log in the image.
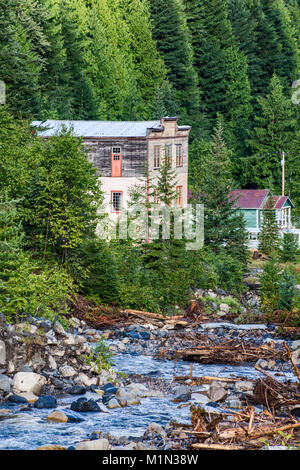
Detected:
[173,343,287,364]
[218,421,300,440]
[122,309,185,322]
[191,443,244,451]
[174,375,254,384]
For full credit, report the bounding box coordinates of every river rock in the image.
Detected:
[47,355,57,370]
[13,372,46,395]
[74,373,97,387]
[107,398,121,409]
[34,395,57,409]
[191,393,210,404]
[7,394,28,404]
[209,381,227,402]
[59,365,76,378]
[0,340,6,365]
[37,445,66,450]
[70,397,101,412]
[75,438,110,451]
[46,411,68,423]
[235,381,255,393]
[15,323,38,335]
[125,383,150,398]
[219,303,230,314]
[68,385,86,395]
[16,391,38,403]
[0,375,11,394]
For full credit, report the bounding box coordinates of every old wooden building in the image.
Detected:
[32,117,191,218]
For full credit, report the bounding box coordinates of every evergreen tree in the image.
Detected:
[193,118,249,263]
[0,0,43,116]
[279,266,296,311]
[258,196,280,255]
[280,232,299,262]
[247,74,296,192]
[185,0,252,145]
[259,258,280,314]
[24,127,103,262]
[0,197,24,289]
[149,0,200,121]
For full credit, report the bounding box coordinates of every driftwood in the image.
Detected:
[169,342,288,365]
[245,366,300,409]
[122,309,187,327]
[174,375,254,385]
[283,341,300,384]
[187,405,300,449]
[191,443,244,451]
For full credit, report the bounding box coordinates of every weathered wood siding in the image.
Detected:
[83,139,147,178]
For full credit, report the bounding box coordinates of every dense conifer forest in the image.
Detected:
[0,0,299,319]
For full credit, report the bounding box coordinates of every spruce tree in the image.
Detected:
[193,117,249,263]
[247,74,296,192]
[259,258,280,314]
[279,267,296,311]
[280,232,299,263]
[149,0,200,121]
[258,196,280,255]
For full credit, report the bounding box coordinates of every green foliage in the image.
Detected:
[259,258,280,314]
[84,335,114,374]
[278,266,296,311]
[192,118,249,265]
[0,254,75,323]
[280,233,299,263]
[24,127,103,260]
[258,196,280,255]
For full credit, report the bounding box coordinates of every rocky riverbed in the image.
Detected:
[0,301,299,450]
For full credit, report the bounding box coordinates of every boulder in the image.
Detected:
[107,398,121,409]
[68,385,86,395]
[219,304,230,313]
[13,372,46,395]
[209,381,227,402]
[16,392,38,403]
[0,375,11,394]
[34,395,57,409]
[0,340,6,365]
[59,365,76,378]
[36,445,66,450]
[7,394,28,404]
[70,397,101,412]
[75,438,110,451]
[46,411,68,423]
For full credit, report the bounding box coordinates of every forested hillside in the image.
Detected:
[1,0,300,209]
[0,0,300,319]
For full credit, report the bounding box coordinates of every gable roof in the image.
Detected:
[229,189,294,210]
[229,189,270,209]
[263,195,294,209]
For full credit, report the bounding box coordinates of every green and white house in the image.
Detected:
[229,189,300,250]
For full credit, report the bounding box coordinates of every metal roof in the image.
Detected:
[31,119,191,138]
[229,190,270,209]
[229,190,294,210]
[263,195,294,209]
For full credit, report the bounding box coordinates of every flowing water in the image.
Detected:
[0,343,294,450]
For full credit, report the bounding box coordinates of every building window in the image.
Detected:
[176,185,183,208]
[111,191,122,212]
[166,144,172,167]
[176,144,183,167]
[154,146,160,169]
